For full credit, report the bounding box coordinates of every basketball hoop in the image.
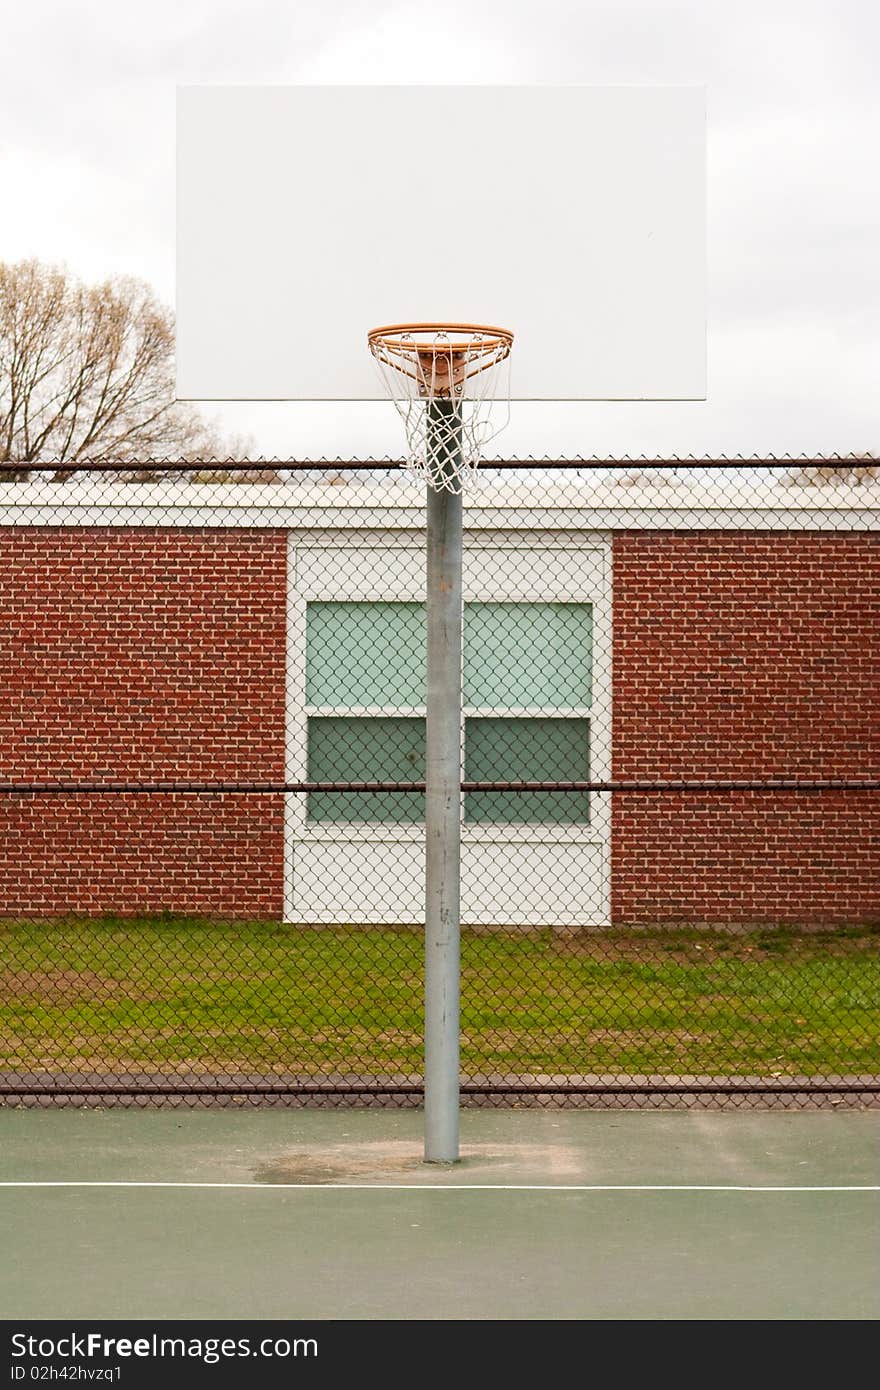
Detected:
[368,323,513,492]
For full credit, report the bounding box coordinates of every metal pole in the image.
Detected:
[424,398,463,1162]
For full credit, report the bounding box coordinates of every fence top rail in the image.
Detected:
[0,456,877,473]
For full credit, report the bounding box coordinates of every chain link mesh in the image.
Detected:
[0,457,877,1108]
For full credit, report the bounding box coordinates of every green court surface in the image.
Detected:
[1,1109,877,1321]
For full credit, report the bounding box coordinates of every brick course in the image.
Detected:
[0,529,286,916]
[611,531,880,924]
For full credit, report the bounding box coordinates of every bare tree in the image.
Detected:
[0,259,251,480]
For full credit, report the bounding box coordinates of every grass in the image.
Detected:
[0,916,878,1079]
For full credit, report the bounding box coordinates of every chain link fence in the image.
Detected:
[0,458,877,1106]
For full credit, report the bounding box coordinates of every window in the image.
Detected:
[306,601,425,706]
[307,716,425,823]
[306,602,425,822]
[463,602,591,707]
[464,717,589,823]
[304,598,592,825]
[463,603,592,824]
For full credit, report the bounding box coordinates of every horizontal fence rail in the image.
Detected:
[4,1083,879,1098]
[1,780,878,794]
[0,455,875,472]
[0,456,877,1109]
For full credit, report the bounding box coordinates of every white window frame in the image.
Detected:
[284,539,612,922]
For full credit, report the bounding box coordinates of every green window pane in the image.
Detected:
[306,602,426,706]
[464,717,589,823]
[463,603,592,708]
[308,716,425,822]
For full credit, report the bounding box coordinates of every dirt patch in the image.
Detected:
[254,1138,585,1185]
[542,930,880,964]
[0,969,161,1003]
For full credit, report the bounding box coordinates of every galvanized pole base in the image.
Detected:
[424,400,463,1162]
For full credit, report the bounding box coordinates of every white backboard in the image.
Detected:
[176,86,705,402]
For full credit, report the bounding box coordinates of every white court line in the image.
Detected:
[0,1181,877,1192]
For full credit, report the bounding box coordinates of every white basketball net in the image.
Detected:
[368,325,512,493]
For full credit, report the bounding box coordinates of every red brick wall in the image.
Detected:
[0,529,287,917]
[2,525,877,927]
[612,532,880,925]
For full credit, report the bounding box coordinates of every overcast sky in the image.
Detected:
[3,0,878,460]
